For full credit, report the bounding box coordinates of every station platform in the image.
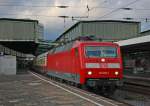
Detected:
[0,72,127,106]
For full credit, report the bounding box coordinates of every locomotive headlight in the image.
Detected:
[101,58,105,62]
[88,71,92,75]
[115,71,119,75]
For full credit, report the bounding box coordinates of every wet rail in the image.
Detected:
[121,82,150,96]
[123,75,150,95]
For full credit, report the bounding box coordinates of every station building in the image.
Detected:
[0,18,44,74]
[0,18,43,55]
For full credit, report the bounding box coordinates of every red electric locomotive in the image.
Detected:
[44,40,123,94]
[33,40,123,94]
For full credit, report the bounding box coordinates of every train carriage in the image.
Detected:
[33,52,48,73]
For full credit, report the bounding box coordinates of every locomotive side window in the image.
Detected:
[85,46,117,58]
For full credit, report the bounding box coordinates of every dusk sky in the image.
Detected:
[0,0,150,40]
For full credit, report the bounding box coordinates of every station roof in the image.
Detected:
[0,18,40,55]
[0,18,38,23]
[115,34,150,46]
[0,41,38,55]
[115,34,150,53]
[56,20,140,41]
[140,29,150,34]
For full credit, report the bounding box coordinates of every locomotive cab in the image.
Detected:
[78,42,123,93]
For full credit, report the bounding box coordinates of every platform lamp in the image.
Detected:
[120,7,133,10]
[56,5,69,29]
[56,6,69,8]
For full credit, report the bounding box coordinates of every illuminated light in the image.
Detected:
[88,71,92,75]
[101,58,105,62]
[115,71,119,75]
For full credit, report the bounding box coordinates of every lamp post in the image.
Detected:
[58,16,69,29]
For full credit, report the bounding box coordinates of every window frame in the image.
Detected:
[84,45,118,58]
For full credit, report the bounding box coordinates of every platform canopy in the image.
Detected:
[115,35,150,53]
[116,35,150,46]
[0,18,44,55]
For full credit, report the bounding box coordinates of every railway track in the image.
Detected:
[120,82,150,96]
[30,70,129,106]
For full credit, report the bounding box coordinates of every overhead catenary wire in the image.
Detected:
[0,0,150,22]
[69,0,149,21]
[0,13,91,20]
[0,4,149,11]
[98,0,141,19]
[0,1,149,11]
[0,0,150,12]
[1,12,150,22]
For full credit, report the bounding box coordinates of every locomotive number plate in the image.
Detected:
[99,71,109,75]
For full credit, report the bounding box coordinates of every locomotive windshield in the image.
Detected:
[85,46,117,58]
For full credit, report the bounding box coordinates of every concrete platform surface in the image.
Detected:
[0,72,128,106]
[0,73,99,106]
